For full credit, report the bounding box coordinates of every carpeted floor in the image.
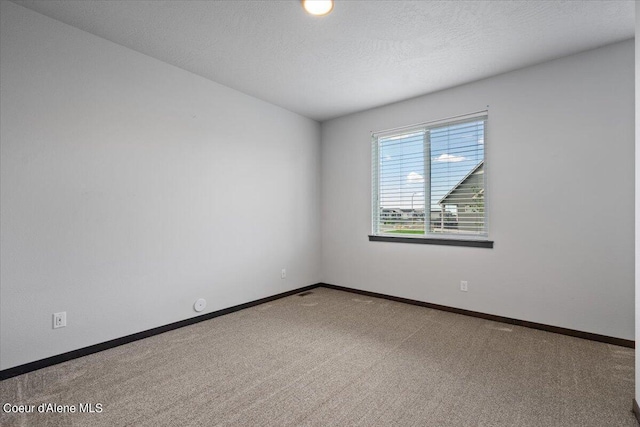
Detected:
[0,287,636,426]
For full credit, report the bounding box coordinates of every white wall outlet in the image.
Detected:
[53,312,66,329]
[281,268,286,279]
[194,298,206,312]
[460,281,468,292]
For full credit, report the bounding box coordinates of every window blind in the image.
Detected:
[372,113,487,239]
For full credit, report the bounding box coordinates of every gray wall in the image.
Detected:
[321,40,635,340]
[0,2,321,370]
[1,1,635,372]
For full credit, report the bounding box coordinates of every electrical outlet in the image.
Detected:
[281,268,286,279]
[53,312,66,329]
[460,281,468,292]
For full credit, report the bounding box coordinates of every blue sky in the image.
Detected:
[379,120,484,211]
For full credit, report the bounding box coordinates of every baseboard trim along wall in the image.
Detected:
[0,284,318,381]
[1,282,633,381]
[319,283,634,349]
[633,399,640,424]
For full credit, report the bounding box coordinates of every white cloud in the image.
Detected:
[407,172,424,183]
[435,153,465,162]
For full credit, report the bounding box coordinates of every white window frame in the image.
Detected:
[370,111,491,246]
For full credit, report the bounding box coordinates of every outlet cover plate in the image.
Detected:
[53,312,66,329]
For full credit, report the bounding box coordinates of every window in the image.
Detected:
[371,111,491,247]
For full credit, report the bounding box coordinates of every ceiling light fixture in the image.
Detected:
[302,0,334,17]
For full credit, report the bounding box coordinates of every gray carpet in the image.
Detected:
[0,287,636,426]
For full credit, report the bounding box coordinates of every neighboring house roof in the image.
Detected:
[438,161,484,206]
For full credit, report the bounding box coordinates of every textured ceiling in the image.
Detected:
[12,0,635,121]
